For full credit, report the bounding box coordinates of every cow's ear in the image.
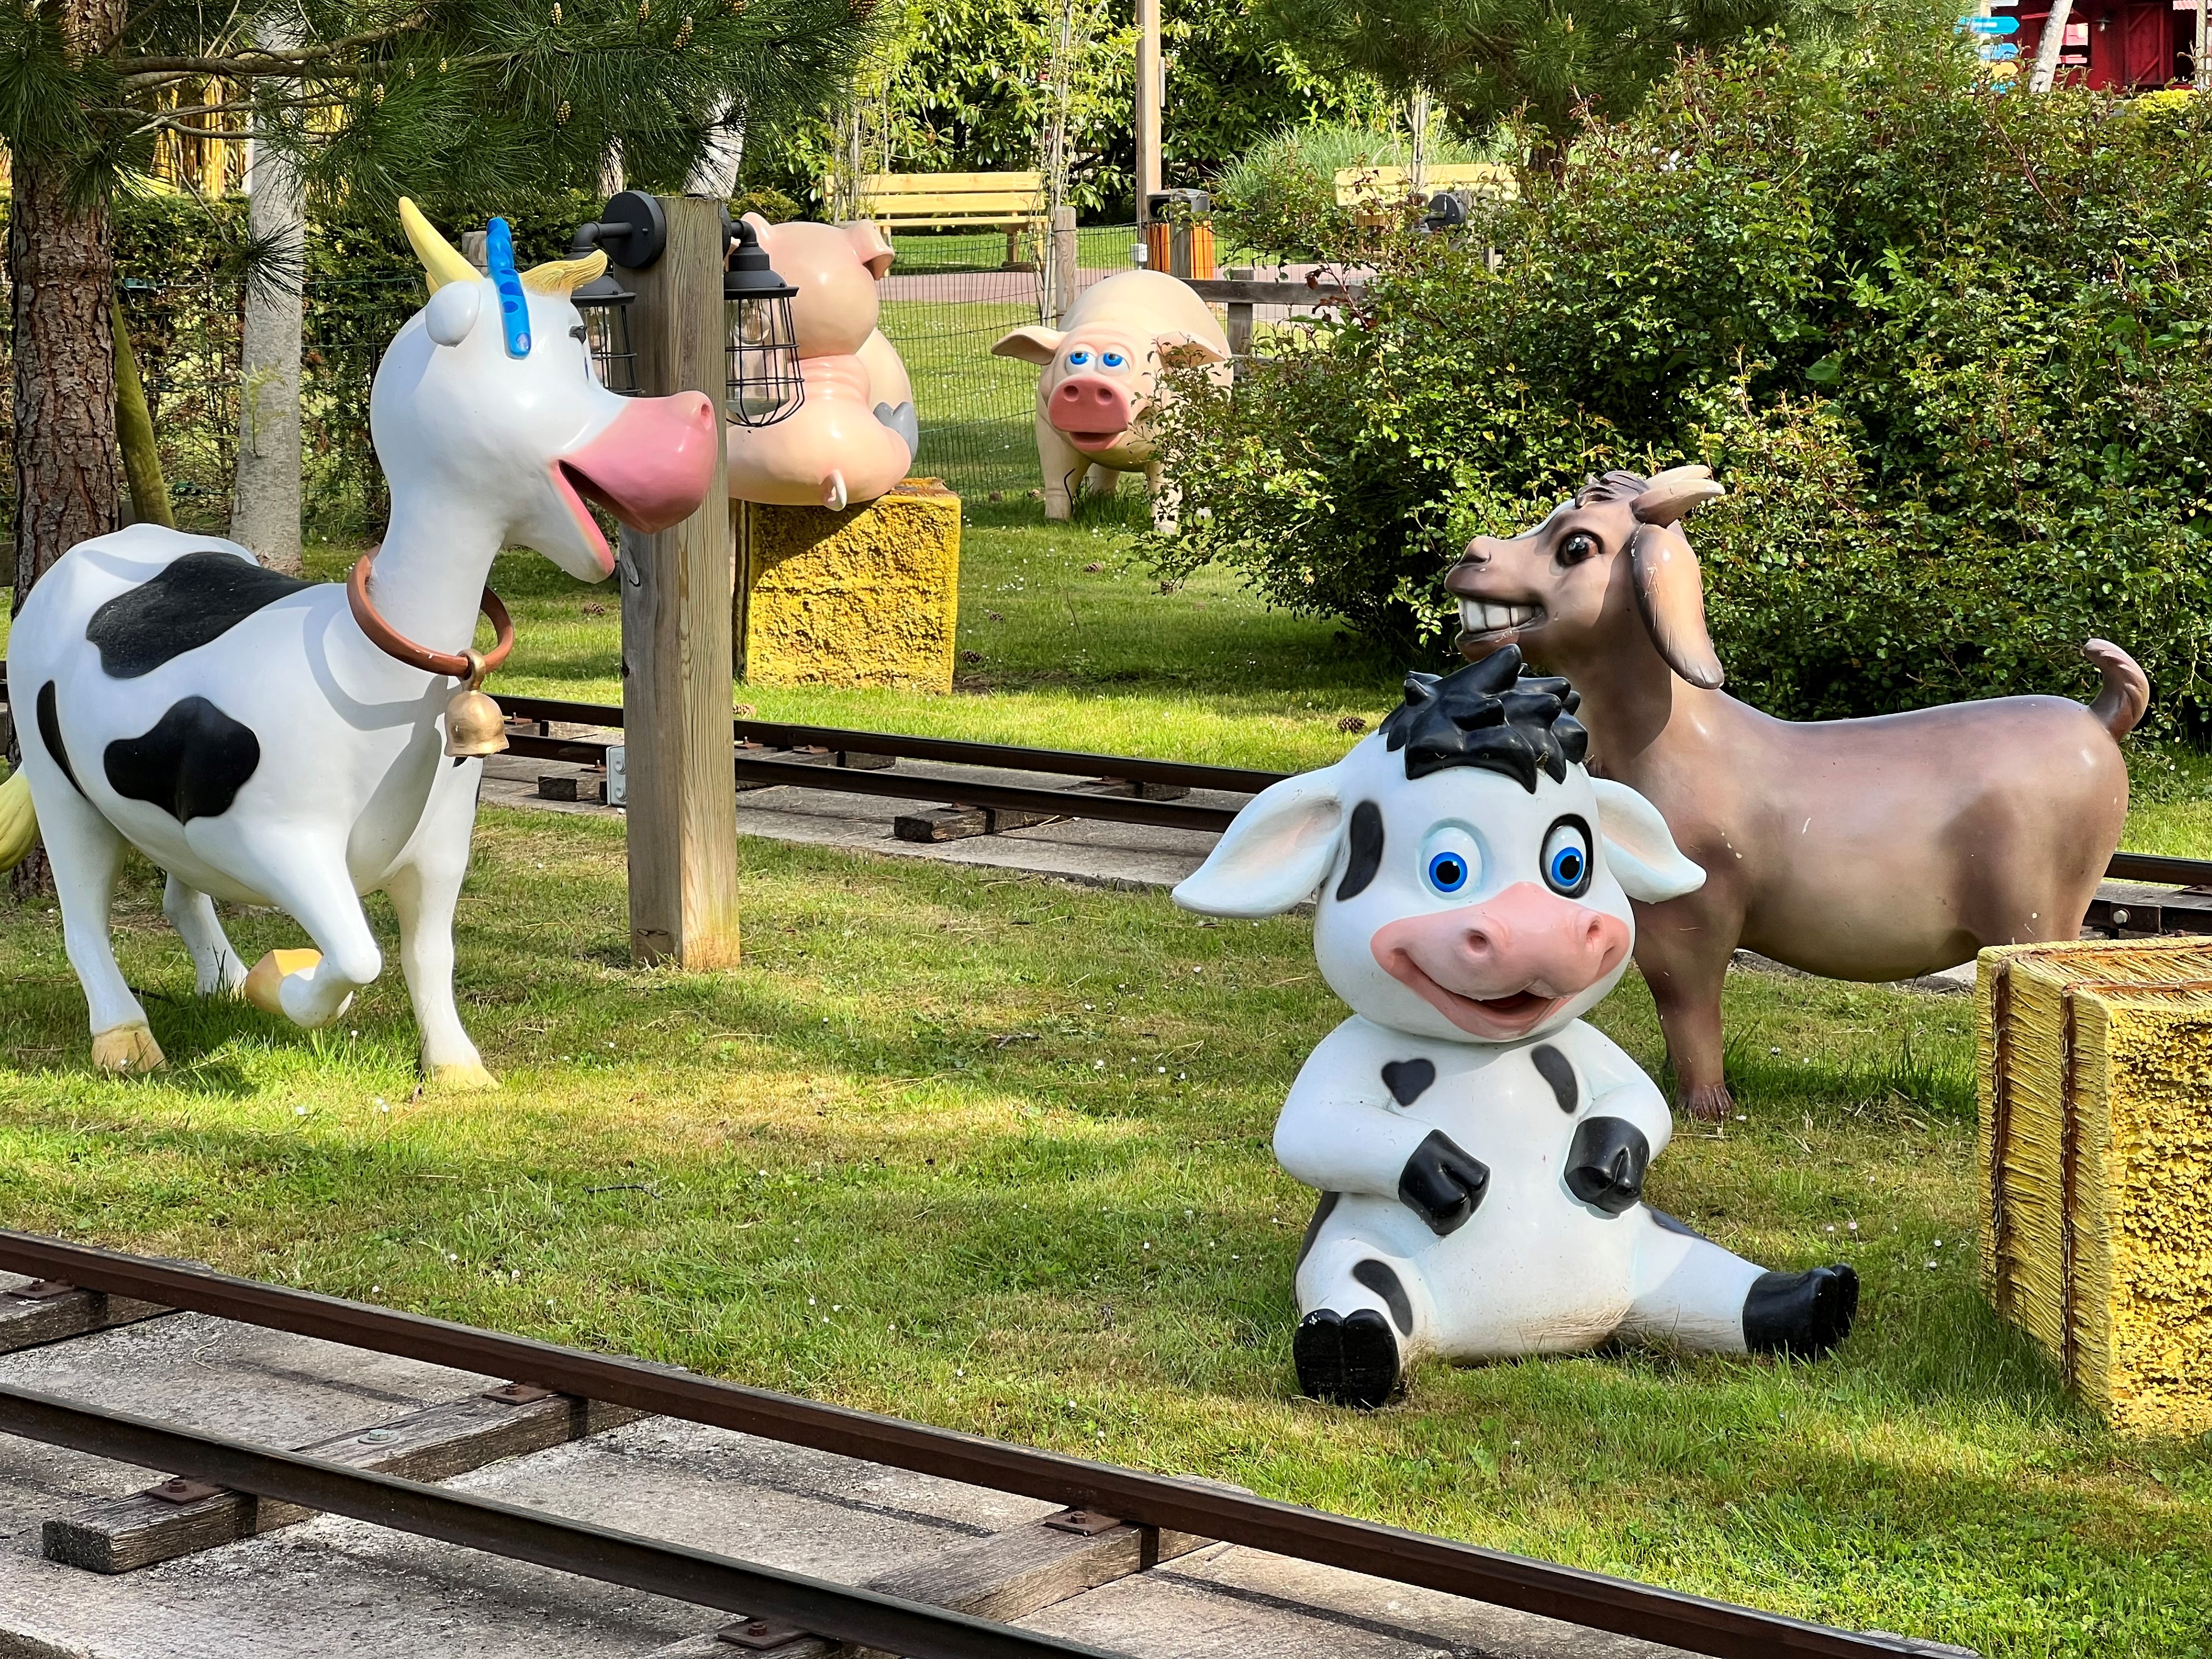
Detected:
[1172,769,1346,917]
[1157,331,1229,368]
[1592,779,1704,904]
[992,326,1065,365]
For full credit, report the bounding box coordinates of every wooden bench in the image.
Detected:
[1334,163,1520,227]
[850,172,1048,269]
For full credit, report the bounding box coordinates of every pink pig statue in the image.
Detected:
[725,216,918,511]
[991,269,1231,526]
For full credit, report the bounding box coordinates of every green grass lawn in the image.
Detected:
[1,810,2207,1657]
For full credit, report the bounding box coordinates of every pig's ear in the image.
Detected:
[1157,331,1229,368]
[839,219,896,279]
[1172,769,1346,917]
[1592,779,1705,904]
[991,326,1065,365]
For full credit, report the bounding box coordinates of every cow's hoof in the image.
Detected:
[91,1024,166,1074]
[1744,1264,1859,1359]
[1293,1307,1400,1409]
[1680,1080,1734,1122]
[429,1062,500,1092]
[243,949,323,1016]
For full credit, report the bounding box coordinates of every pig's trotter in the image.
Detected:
[1565,1116,1651,1215]
[1743,1264,1859,1359]
[1397,1129,1489,1236]
[1293,1306,1401,1408]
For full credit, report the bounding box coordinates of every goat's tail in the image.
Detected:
[0,769,38,873]
[2085,639,2151,740]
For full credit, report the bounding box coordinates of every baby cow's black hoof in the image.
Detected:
[1743,1264,1860,1359]
[1294,1307,1401,1408]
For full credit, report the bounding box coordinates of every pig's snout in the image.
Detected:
[1371,883,1628,1034]
[1049,374,1137,444]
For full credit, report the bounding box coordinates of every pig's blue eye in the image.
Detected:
[1102,351,1127,369]
[1427,851,1468,893]
[1541,817,1593,898]
[1067,349,1091,366]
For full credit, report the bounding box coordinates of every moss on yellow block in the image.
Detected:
[1978,938,2212,1435]
[740,478,959,693]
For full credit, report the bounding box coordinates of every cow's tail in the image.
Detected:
[2085,639,2150,741]
[0,769,36,873]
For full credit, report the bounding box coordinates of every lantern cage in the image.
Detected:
[724,219,805,429]
[565,191,668,397]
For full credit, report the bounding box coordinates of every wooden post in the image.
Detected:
[1051,205,1078,325]
[618,195,741,969]
[1135,0,1162,210]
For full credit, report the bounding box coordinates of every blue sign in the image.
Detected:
[1980,41,2020,58]
[1961,14,2019,32]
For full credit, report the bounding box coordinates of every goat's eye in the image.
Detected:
[1556,530,1600,566]
[1541,817,1593,898]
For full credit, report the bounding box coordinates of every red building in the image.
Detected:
[2007,0,2201,91]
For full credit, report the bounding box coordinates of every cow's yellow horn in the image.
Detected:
[521,251,607,296]
[399,197,481,295]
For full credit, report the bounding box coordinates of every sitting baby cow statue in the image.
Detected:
[1173,649,1858,1406]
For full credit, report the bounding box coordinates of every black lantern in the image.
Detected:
[723,218,804,428]
[566,191,668,397]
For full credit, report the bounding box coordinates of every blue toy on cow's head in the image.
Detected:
[1174,649,1860,1407]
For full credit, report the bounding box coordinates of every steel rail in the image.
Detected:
[0,1232,1923,1659]
[493,692,1289,796]
[0,1381,1118,1659]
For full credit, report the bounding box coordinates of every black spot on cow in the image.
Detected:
[35,682,87,800]
[1351,1258,1415,1336]
[1530,1043,1577,1113]
[1295,1190,1340,1271]
[1564,1115,1649,1216]
[1381,1057,1435,1105]
[103,698,261,823]
[86,550,314,679]
[1336,799,1384,900]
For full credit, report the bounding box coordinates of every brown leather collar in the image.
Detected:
[347,552,515,683]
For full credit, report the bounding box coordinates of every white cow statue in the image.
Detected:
[0,201,717,1085]
[1173,648,1859,1407]
[990,269,1229,525]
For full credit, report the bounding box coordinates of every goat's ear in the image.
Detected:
[1172,769,1346,917]
[425,280,482,347]
[1593,779,1705,904]
[1628,522,1724,690]
[1158,331,1229,368]
[1630,464,1725,526]
[991,326,1065,365]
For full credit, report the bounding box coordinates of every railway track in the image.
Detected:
[0,1233,1974,1659]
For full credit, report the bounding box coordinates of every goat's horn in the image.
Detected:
[400,198,480,295]
[521,251,608,296]
[1630,464,1726,527]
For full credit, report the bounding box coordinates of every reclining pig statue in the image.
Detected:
[990,269,1229,525]
[1172,648,1858,1407]
[725,216,916,511]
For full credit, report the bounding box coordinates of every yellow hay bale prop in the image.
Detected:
[735,478,960,694]
[1978,938,2212,1435]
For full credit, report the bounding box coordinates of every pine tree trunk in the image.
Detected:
[230,128,307,574]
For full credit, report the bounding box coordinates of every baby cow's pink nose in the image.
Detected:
[1049,374,1136,435]
[1370,883,1629,1036]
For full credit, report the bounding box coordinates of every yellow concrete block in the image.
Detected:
[738,478,959,693]
[1979,937,2212,1435]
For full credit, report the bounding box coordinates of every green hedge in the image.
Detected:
[1149,34,2212,732]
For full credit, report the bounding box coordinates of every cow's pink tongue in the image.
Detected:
[561,391,717,533]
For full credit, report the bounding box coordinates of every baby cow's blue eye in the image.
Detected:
[1068,349,1092,366]
[1540,817,1593,898]
[1427,851,1469,893]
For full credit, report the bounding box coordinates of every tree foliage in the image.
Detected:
[1148,33,2212,731]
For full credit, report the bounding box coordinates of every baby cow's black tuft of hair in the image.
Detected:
[1380,646,1589,792]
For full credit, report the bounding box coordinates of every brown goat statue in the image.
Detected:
[1446,465,2148,1121]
